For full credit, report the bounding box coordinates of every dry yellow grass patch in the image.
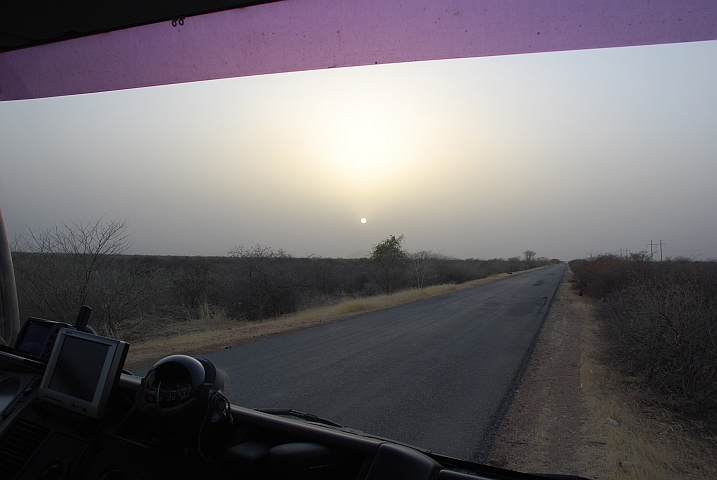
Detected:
[581,339,669,478]
[125,270,538,370]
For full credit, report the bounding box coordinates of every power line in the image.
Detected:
[647,240,656,261]
[646,240,667,261]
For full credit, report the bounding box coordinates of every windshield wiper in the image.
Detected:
[255,408,343,428]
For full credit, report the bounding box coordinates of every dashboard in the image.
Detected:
[0,318,580,480]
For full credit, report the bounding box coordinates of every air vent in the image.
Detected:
[0,420,50,480]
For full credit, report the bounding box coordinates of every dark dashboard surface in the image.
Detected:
[0,347,587,480]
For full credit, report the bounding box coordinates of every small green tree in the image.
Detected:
[369,235,408,294]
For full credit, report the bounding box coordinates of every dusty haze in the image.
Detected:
[1,41,716,260]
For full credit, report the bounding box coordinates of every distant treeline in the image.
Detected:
[11,216,559,340]
[13,250,557,336]
[570,255,717,420]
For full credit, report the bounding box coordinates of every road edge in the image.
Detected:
[471,263,568,463]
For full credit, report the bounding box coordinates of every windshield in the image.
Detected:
[1,39,716,476]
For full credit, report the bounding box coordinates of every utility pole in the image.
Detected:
[659,240,666,261]
[647,240,656,261]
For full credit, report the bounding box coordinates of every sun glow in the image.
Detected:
[331,111,398,179]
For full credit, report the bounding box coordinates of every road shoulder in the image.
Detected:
[489,267,591,475]
[489,268,717,479]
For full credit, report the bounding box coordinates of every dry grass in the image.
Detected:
[124,270,536,370]
[581,339,671,478]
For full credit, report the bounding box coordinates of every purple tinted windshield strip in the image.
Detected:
[1,0,716,100]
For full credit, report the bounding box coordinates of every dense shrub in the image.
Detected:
[226,245,304,320]
[171,259,211,309]
[604,277,717,414]
[569,254,653,298]
[435,260,475,285]
[573,256,717,417]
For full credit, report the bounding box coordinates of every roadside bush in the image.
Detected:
[227,245,304,320]
[575,256,631,297]
[604,276,717,415]
[171,259,211,309]
[574,255,717,419]
[303,257,368,296]
[434,260,474,284]
[570,254,659,298]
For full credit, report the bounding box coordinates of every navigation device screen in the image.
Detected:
[15,321,52,356]
[47,336,109,402]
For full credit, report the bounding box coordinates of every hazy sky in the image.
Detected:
[1,40,716,260]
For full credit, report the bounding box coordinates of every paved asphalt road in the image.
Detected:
[203,263,566,461]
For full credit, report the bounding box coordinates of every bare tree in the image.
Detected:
[13,217,157,334]
[409,250,436,289]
